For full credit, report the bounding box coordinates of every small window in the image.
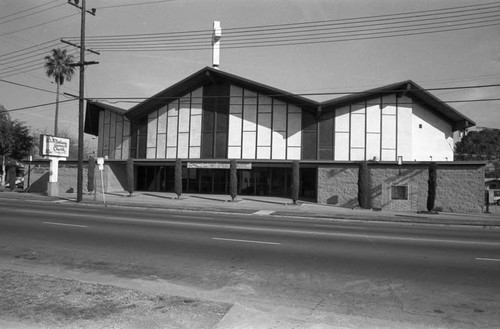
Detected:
[391,185,408,200]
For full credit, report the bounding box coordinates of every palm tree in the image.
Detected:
[44,48,75,136]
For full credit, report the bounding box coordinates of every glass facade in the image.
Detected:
[135,164,317,200]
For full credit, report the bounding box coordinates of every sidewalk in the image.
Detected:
[1,189,500,227]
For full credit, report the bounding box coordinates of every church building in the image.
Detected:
[84,66,484,213]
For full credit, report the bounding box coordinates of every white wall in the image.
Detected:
[228,85,302,160]
[412,101,454,161]
[329,94,451,162]
[141,87,203,160]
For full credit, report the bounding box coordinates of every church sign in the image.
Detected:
[39,135,70,158]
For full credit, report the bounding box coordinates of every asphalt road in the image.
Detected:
[0,198,499,328]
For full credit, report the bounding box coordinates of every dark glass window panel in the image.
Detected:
[300,168,316,200]
[302,110,317,131]
[302,132,317,159]
[319,117,334,148]
[165,166,174,192]
[213,169,227,194]
[215,132,227,158]
[187,169,199,193]
[216,109,228,131]
[137,135,147,159]
[202,132,214,158]
[203,108,215,131]
[319,148,333,160]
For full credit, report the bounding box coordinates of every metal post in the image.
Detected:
[27,155,31,191]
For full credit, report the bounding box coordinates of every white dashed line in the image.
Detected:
[43,222,88,228]
[212,237,280,245]
[475,257,500,262]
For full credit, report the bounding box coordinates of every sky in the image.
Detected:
[1,0,499,145]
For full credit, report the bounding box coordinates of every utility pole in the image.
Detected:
[66,0,97,202]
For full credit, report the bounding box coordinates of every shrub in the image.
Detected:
[357,161,370,209]
[126,158,134,196]
[291,161,300,204]
[229,159,237,201]
[427,162,437,211]
[7,164,16,191]
[174,158,182,199]
[87,156,95,193]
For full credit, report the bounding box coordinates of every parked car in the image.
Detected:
[494,190,500,205]
[487,189,500,205]
[4,176,24,189]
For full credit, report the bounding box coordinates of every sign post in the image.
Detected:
[97,157,106,206]
[40,135,70,197]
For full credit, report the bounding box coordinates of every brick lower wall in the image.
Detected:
[317,162,485,213]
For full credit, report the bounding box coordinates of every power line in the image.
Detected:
[4,99,77,113]
[0,2,65,26]
[0,0,60,20]
[97,0,177,10]
[63,3,500,52]
[0,13,78,38]
[87,21,500,52]
[0,39,60,59]
[0,78,57,94]
[0,45,74,69]
[0,48,79,78]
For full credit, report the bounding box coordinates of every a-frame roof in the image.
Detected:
[125,66,320,121]
[320,80,475,131]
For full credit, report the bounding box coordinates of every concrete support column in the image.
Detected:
[47,157,66,197]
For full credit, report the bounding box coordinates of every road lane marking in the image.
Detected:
[212,237,280,245]
[8,208,499,247]
[475,258,500,262]
[43,222,88,228]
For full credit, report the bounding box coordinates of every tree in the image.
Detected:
[174,159,182,199]
[126,158,134,196]
[291,160,300,205]
[44,48,75,136]
[357,161,371,209]
[229,159,237,202]
[455,128,500,160]
[0,106,35,186]
[427,163,437,212]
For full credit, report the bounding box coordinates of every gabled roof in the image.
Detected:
[125,66,320,121]
[320,80,475,131]
[84,68,475,135]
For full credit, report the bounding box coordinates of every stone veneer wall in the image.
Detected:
[317,162,485,213]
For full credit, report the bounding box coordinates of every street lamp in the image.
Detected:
[398,156,403,176]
